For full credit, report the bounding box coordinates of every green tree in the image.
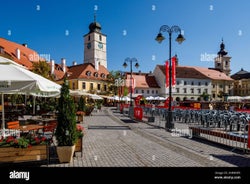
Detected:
[32,61,54,80]
[108,70,125,95]
[77,96,86,112]
[55,77,77,146]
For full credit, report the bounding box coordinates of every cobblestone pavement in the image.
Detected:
[44,106,250,167]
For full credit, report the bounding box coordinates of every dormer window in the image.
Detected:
[101,73,106,78]
[86,71,91,76]
[94,72,98,77]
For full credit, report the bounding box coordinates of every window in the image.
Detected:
[97,84,101,90]
[86,71,91,76]
[198,82,201,86]
[99,35,102,41]
[197,89,201,94]
[101,73,106,78]
[191,88,194,94]
[205,82,208,86]
[104,85,107,91]
[183,88,187,93]
[94,72,98,77]
[204,89,208,94]
[191,82,194,85]
[147,90,149,94]
[156,90,158,94]
[135,90,138,93]
[72,83,75,90]
[176,88,179,93]
[88,35,90,41]
[176,81,180,85]
[82,82,86,90]
[90,83,94,90]
[141,90,144,94]
[152,90,154,94]
[184,81,187,85]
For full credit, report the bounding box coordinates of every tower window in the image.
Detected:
[99,35,102,41]
[88,35,90,41]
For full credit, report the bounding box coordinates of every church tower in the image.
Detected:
[214,39,231,76]
[83,15,107,69]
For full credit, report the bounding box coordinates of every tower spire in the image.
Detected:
[94,12,96,22]
[217,38,227,56]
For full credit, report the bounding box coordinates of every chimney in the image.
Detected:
[72,61,77,66]
[22,43,28,48]
[0,46,4,54]
[16,48,20,60]
[51,59,55,75]
[61,58,66,73]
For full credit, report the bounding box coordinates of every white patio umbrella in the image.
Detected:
[227,96,243,102]
[121,96,132,101]
[0,56,61,137]
[70,90,93,97]
[146,96,155,100]
[90,94,103,100]
[70,90,103,100]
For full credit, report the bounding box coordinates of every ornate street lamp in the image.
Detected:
[123,57,139,118]
[155,25,185,131]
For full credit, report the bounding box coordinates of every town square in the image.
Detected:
[0,0,250,183]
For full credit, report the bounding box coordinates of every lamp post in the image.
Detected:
[123,57,139,118]
[115,77,124,110]
[155,25,185,131]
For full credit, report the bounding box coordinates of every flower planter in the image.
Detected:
[75,137,82,153]
[0,144,48,163]
[56,145,75,163]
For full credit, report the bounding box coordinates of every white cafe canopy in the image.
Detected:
[0,56,61,137]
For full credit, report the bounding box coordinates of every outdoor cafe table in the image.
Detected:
[19,125,44,136]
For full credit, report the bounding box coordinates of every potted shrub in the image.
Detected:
[76,96,86,123]
[74,124,84,155]
[55,77,77,163]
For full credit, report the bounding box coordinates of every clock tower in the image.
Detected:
[214,39,231,76]
[83,16,107,69]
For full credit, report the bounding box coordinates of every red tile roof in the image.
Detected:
[0,37,43,69]
[157,65,233,81]
[67,63,110,81]
[125,73,160,88]
[47,62,67,81]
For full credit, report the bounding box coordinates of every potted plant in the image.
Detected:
[55,77,77,163]
[74,124,84,155]
[76,96,86,123]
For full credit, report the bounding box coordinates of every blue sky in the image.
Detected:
[1,0,250,75]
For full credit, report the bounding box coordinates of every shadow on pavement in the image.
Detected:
[211,154,250,167]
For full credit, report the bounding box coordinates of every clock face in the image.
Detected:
[98,42,103,49]
[87,43,91,49]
